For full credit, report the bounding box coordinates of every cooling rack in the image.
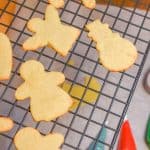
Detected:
[0,0,150,149]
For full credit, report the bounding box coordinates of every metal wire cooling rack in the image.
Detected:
[0,0,150,149]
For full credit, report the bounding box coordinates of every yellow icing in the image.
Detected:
[62,76,101,110]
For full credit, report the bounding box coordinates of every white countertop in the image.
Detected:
[128,51,150,150]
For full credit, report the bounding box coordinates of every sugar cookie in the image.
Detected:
[48,0,64,8]
[0,117,14,132]
[86,20,138,72]
[15,60,72,121]
[23,5,80,56]
[81,0,96,9]
[48,0,96,9]
[14,127,64,150]
[0,32,12,80]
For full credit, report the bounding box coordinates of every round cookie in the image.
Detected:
[100,33,137,71]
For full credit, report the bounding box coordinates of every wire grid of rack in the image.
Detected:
[0,0,150,149]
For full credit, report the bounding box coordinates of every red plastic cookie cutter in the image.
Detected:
[117,118,137,150]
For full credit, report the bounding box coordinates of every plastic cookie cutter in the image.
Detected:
[143,69,150,94]
[117,117,136,150]
[145,115,150,148]
[88,121,108,150]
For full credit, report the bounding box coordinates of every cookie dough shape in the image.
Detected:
[0,33,12,80]
[0,117,14,132]
[15,60,72,121]
[23,5,80,56]
[81,0,96,8]
[14,127,64,150]
[48,0,64,8]
[48,0,96,9]
[86,20,138,72]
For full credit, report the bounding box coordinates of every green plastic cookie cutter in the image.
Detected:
[146,115,150,148]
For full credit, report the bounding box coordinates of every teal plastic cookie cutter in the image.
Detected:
[88,127,107,150]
